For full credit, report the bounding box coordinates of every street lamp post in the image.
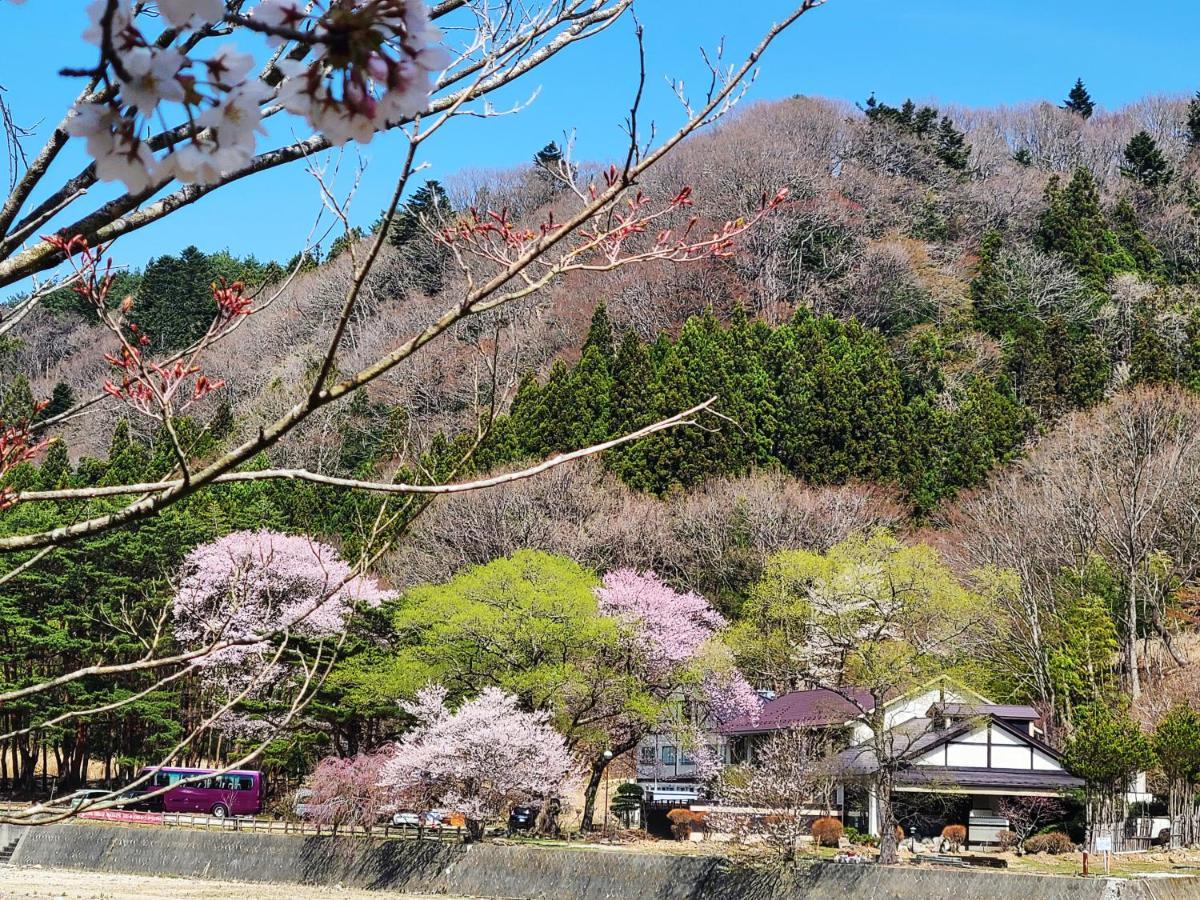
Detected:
[603,749,613,836]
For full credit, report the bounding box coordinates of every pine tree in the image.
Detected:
[38,383,75,421]
[385,181,453,248]
[1062,78,1095,119]
[935,116,970,171]
[1012,148,1034,167]
[383,181,453,294]
[532,142,573,194]
[1120,130,1172,189]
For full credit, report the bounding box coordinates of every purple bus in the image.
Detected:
[136,766,265,818]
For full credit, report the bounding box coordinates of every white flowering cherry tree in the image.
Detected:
[0,0,829,824]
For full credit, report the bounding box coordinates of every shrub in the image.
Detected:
[1023,831,1074,855]
[996,829,1020,852]
[844,826,878,847]
[941,824,967,851]
[811,817,844,847]
[667,808,706,841]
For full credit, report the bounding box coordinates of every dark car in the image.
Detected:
[507,805,540,834]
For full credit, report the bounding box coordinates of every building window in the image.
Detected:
[680,751,695,766]
[639,745,655,765]
[661,746,677,765]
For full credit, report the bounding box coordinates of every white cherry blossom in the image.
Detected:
[157,0,226,30]
[117,46,186,112]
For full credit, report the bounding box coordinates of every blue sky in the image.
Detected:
[2,0,1200,272]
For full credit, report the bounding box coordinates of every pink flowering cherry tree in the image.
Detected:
[173,529,395,739]
[306,748,396,834]
[581,569,761,829]
[379,684,575,841]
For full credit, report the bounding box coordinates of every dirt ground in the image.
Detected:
[0,866,453,899]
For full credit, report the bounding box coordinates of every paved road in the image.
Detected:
[0,866,458,899]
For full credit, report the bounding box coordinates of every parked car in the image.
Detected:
[51,789,121,811]
[507,805,540,834]
[391,809,446,829]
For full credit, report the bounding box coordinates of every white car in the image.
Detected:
[391,809,445,829]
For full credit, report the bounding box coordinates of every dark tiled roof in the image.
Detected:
[721,688,874,735]
[894,766,1084,791]
[832,714,1082,791]
[931,702,1040,721]
[834,717,950,773]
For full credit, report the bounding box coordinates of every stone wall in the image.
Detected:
[8,823,1200,899]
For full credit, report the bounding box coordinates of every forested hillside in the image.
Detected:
[7,81,1200,790]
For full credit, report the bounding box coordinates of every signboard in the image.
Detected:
[1095,835,1113,852]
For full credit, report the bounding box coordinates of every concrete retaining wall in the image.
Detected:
[8,823,1200,899]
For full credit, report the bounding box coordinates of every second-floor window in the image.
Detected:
[639,746,655,765]
[661,746,677,765]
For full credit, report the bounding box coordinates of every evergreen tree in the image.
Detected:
[581,303,615,360]
[1120,130,1172,189]
[327,226,364,261]
[38,382,75,422]
[1062,78,1095,119]
[1037,169,1136,289]
[383,181,453,294]
[1187,91,1200,150]
[135,246,219,351]
[385,181,453,248]
[0,374,35,423]
[935,116,970,171]
[533,141,566,172]
[1012,147,1034,167]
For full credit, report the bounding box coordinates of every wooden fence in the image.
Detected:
[159,812,467,841]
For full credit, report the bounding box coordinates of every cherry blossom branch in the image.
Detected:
[0,0,636,288]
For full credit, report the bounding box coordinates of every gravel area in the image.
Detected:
[0,866,453,899]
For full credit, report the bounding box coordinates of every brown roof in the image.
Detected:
[721,688,874,735]
[894,766,1084,791]
[930,702,1040,721]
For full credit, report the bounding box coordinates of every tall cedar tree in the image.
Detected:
[1063,78,1095,119]
[1037,168,1138,289]
[1120,130,1172,189]
[935,116,970,171]
[383,180,453,294]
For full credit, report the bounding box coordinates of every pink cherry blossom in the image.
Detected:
[307,749,396,832]
[173,529,395,668]
[594,569,728,678]
[380,686,575,839]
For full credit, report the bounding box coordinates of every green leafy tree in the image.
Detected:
[135,246,220,351]
[383,181,453,294]
[1063,703,1154,846]
[38,383,75,422]
[327,226,365,261]
[1121,131,1172,189]
[1062,78,1095,119]
[1152,704,1200,847]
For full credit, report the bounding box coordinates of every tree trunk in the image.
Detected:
[1127,565,1141,699]
[876,772,898,865]
[579,756,607,832]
